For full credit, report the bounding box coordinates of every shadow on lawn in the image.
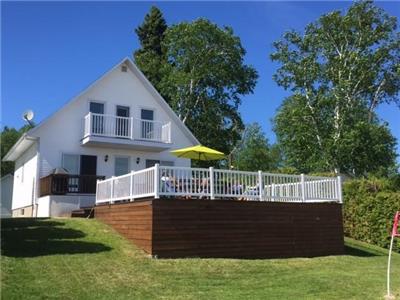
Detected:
[1,218,112,258]
[344,244,384,257]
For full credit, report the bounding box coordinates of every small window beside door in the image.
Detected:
[115,157,130,176]
[62,154,80,174]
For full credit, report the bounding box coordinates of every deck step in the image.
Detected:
[71,207,94,218]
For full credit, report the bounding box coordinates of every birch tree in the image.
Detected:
[271,0,399,175]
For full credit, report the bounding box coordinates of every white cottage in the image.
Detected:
[3,57,198,217]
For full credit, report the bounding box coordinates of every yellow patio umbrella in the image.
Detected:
[170,145,225,161]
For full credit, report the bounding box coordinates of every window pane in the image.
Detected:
[116,106,129,117]
[62,154,80,174]
[141,109,154,120]
[160,161,174,166]
[90,102,104,114]
[115,157,130,176]
[145,159,160,168]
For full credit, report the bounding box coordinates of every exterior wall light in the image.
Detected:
[136,157,140,164]
[104,155,109,162]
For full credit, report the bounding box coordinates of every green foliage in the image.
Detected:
[1,125,33,176]
[343,177,400,252]
[271,1,400,175]
[134,6,168,93]
[232,123,281,171]
[159,19,258,155]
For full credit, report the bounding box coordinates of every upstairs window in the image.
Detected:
[89,102,104,114]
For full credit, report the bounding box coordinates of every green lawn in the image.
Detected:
[1,218,399,300]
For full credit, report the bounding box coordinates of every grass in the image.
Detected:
[1,218,399,300]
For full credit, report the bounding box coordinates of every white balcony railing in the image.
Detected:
[96,165,343,204]
[83,113,171,143]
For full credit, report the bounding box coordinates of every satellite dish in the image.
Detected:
[22,109,34,125]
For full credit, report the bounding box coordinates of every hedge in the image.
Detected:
[343,177,400,253]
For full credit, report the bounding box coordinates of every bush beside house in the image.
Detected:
[343,177,400,253]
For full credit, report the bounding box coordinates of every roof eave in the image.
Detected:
[2,134,38,162]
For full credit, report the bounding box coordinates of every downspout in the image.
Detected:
[33,138,40,217]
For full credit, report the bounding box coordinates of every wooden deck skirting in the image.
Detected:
[94,198,344,258]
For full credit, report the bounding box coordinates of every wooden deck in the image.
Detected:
[94,198,344,258]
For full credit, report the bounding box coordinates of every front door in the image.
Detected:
[116,106,130,138]
[80,155,97,175]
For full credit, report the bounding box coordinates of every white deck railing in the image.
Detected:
[83,113,171,143]
[96,165,342,204]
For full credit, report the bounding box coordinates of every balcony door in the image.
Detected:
[141,109,154,139]
[80,155,97,175]
[116,106,130,138]
[90,102,105,135]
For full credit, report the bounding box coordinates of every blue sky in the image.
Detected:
[2,1,399,154]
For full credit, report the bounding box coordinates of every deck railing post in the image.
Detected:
[130,171,135,201]
[130,117,134,140]
[258,171,263,201]
[154,164,160,199]
[110,176,115,204]
[88,112,92,136]
[271,183,275,201]
[301,174,306,202]
[209,167,215,200]
[95,179,99,204]
[337,175,343,203]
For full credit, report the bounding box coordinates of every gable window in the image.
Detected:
[90,102,104,114]
[115,156,130,176]
[141,109,154,139]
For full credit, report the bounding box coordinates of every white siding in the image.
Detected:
[34,64,193,179]
[37,195,95,217]
[12,144,38,210]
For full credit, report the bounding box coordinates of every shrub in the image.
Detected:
[343,177,400,253]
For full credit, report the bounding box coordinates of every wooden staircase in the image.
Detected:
[71,207,94,218]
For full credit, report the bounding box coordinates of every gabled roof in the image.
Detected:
[3,57,199,161]
[28,57,199,144]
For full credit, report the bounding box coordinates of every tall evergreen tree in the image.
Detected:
[134,6,167,92]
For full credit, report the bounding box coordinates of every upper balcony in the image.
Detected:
[81,113,172,152]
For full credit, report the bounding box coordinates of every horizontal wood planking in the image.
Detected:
[95,198,344,258]
[94,200,153,254]
[151,198,344,258]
